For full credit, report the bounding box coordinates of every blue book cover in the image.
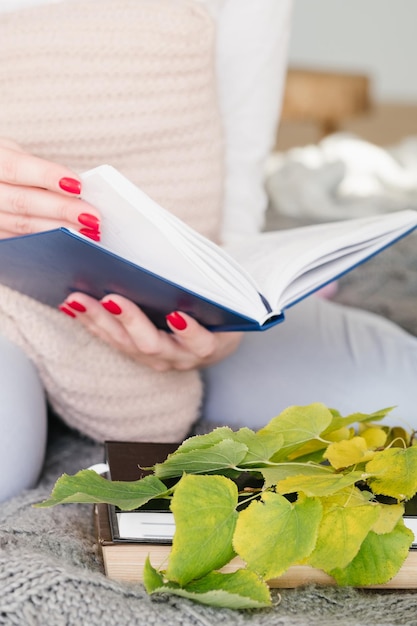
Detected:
[0,165,416,332]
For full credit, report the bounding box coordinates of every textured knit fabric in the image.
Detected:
[0,0,224,442]
[0,0,223,238]
[3,426,417,625]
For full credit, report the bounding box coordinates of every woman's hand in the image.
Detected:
[0,138,100,239]
[59,292,243,371]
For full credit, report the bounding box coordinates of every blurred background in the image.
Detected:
[264,0,417,342]
[277,0,417,149]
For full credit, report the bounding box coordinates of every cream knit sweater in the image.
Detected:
[0,0,224,442]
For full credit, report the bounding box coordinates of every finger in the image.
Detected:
[97,295,199,369]
[100,295,179,358]
[0,182,100,232]
[0,145,82,195]
[59,292,139,353]
[165,311,216,359]
[60,293,180,371]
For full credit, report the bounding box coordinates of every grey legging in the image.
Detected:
[2,295,417,501]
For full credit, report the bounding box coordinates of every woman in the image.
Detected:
[1,0,416,501]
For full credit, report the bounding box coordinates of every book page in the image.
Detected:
[81,166,267,319]
[81,167,417,321]
[225,211,417,313]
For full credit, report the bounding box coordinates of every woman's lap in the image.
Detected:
[201,296,417,431]
[2,295,417,501]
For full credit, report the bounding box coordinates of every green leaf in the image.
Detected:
[307,504,380,571]
[144,565,271,609]
[330,519,413,585]
[275,470,364,497]
[35,470,169,510]
[184,569,271,609]
[260,462,336,488]
[366,446,417,499]
[384,426,411,448]
[322,407,394,437]
[166,474,238,585]
[232,428,284,467]
[143,556,165,592]
[173,427,238,454]
[233,491,322,580]
[258,403,334,461]
[287,426,352,463]
[153,439,248,480]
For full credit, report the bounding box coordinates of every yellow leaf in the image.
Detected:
[287,426,352,462]
[233,492,322,580]
[386,426,411,448]
[308,503,380,571]
[366,446,417,499]
[330,521,413,586]
[323,436,376,469]
[360,427,387,449]
[321,486,373,509]
[327,426,354,442]
[372,503,404,535]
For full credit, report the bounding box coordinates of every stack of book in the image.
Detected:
[94,441,417,589]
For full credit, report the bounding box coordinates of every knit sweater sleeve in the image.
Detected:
[0,0,224,442]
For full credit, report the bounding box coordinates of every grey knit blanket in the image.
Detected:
[1,224,417,626]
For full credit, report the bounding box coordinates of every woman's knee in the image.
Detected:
[0,335,47,501]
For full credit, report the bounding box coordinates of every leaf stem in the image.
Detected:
[236,461,334,472]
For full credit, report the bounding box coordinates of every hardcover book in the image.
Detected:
[0,165,416,331]
[105,441,177,543]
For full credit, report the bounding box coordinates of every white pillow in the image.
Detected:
[213,0,293,241]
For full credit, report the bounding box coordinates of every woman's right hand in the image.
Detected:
[0,138,101,240]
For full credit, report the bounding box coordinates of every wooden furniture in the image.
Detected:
[281,67,371,137]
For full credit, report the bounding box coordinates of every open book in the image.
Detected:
[0,164,416,331]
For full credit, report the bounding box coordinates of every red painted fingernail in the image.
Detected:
[67,300,87,313]
[78,213,100,229]
[59,177,81,194]
[166,311,187,331]
[79,228,101,242]
[59,305,76,318]
[101,300,122,315]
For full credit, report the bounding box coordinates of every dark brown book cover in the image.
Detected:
[104,441,179,543]
[105,441,179,482]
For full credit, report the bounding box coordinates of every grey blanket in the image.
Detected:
[1,225,417,626]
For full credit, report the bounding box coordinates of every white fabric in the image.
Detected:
[1,0,293,241]
[215,0,293,240]
[266,132,417,222]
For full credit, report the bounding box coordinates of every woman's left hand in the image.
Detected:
[59,293,243,371]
